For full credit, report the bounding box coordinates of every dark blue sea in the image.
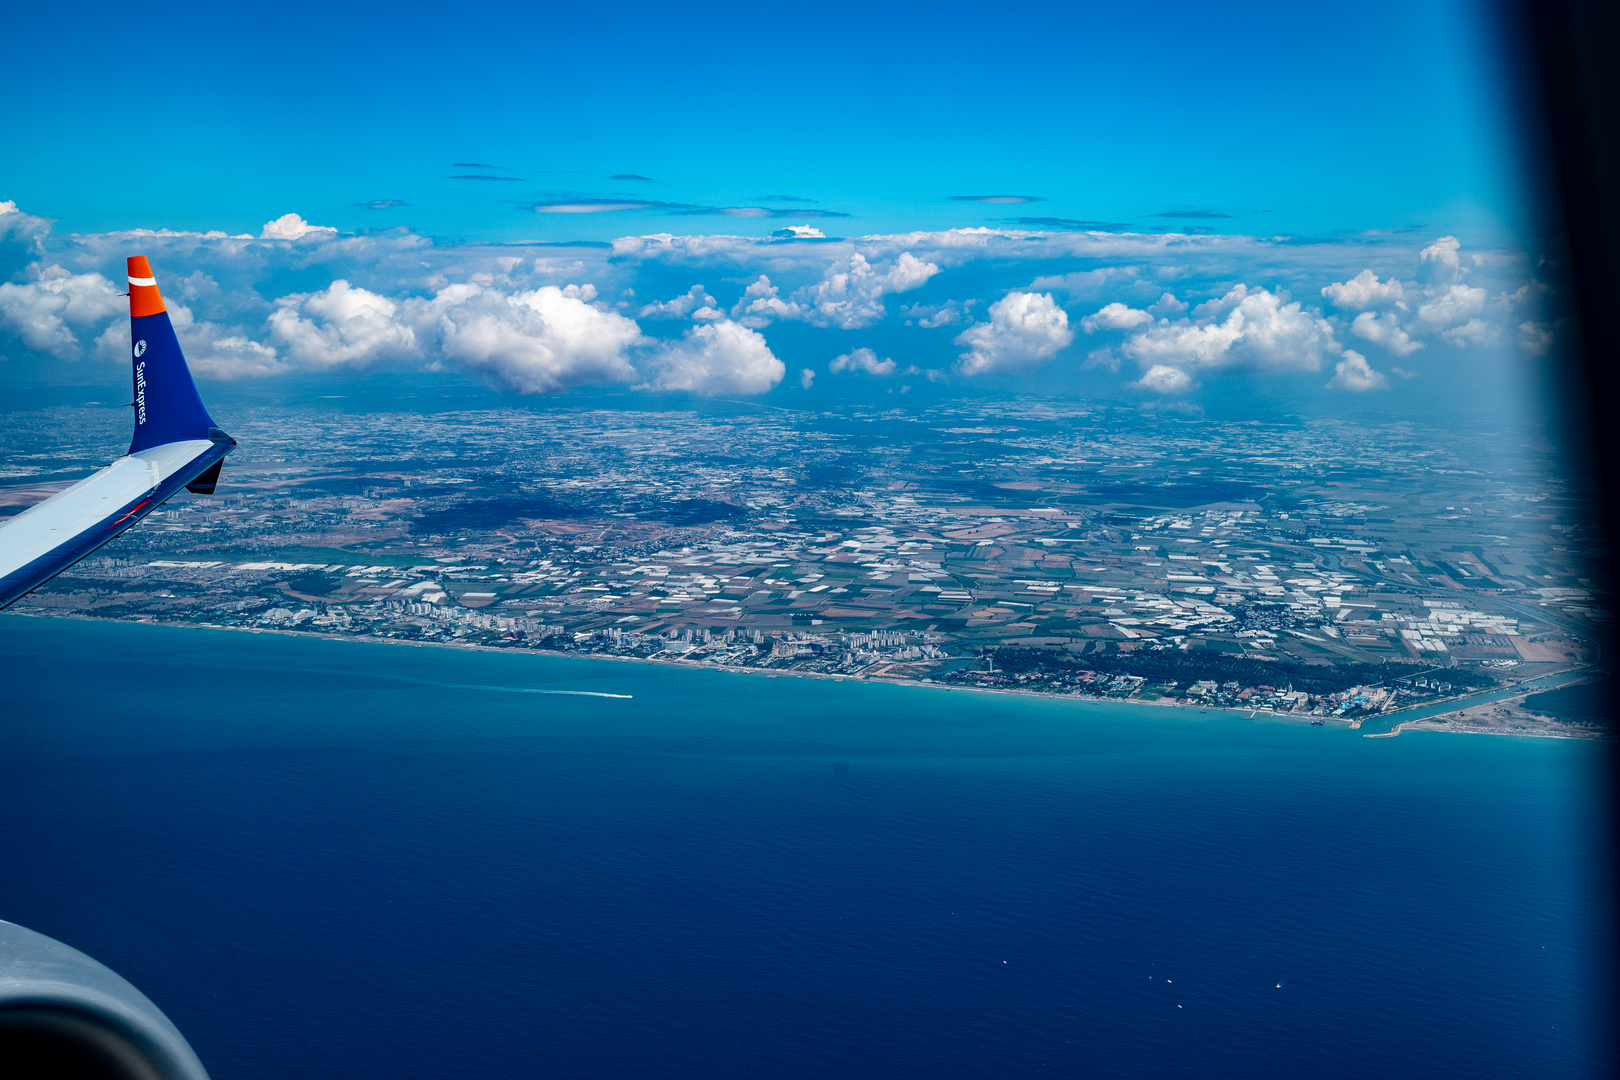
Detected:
[1,616,1612,1078]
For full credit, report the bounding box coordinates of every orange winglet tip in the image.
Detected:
[127,255,166,317]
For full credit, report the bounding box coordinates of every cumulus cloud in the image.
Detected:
[1440,318,1501,347]
[0,266,122,359]
[1027,266,1142,298]
[1350,310,1423,356]
[1418,235,1464,284]
[730,275,805,328]
[115,302,283,379]
[787,252,940,329]
[1080,301,1152,333]
[0,199,52,278]
[1371,237,1516,352]
[435,284,642,394]
[1147,292,1188,317]
[1326,349,1388,391]
[829,347,896,376]
[268,280,417,369]
[638,319,784,395]
[260,213,339,241]
[955,291,1074,375]
[640,284,718,320]
[1518,320,1553,356]
[1321,269,1406,310]
[1416,283,1487,330]
[1120,284,1337,391]
[1134,364,1192,393]
[0,199,49,242]
[0,198,1558,401]
[799,367,815,389]
[902,299,976,327]
[1496,281,1548,320]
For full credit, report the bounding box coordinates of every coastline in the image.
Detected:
[3,611,1589,738]
[1371,690,1609,741]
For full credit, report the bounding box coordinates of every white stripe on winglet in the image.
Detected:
[128,276,156,286]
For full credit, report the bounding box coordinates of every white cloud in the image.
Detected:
[0,199,44,233]
[1416,283,1488,330]
[0,267,122,359]
[772,226,825,239]
[65,288,283,380]
[1518,320,1553,356]
[435,284,643,394]
[260,213,339,241]
[1350,310,1423,356]
[829,347,897,376]
[1321,269,1406,310]
[1121,285,1336,391]
[1440,318,1501,348]
[638,319,784,395]
[1147,292,1188,317]
[730,275,806,328]
[902,299,976,327]
[790,251,940,329]
[1326,349,1387,391]
[955,291,1074,375]
[1134,364,1192,393]
[1418,235,1464,284]
[876,251,938,291]
[0,199,52,273]
[1080,301,1152,333]
[640,284,717,320]
[0,206,1556,399]
[1027,266,1142,298]
[799,367,815,389]
[129,302,283,379]
[268,280,417,369]
[1496,281,1548,319]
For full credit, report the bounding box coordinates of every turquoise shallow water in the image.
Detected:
[1356,669,1588,734]
[0,616,1613,1078]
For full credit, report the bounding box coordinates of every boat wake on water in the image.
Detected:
[318,669,634,700]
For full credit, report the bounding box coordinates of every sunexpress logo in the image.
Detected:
[134,359,148,425]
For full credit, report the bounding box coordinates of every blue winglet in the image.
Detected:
[126,254,220,454]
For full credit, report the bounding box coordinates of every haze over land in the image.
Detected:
[2,395,1602,732]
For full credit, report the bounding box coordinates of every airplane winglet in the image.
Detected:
[127,255,222,454]
[127,254,167,318]
[0,257,238,608]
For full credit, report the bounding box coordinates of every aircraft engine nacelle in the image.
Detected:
[0,920,208,1080]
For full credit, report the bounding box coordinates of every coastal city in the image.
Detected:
[1,397,1607,733]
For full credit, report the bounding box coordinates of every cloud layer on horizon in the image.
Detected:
[0,199,1558,403]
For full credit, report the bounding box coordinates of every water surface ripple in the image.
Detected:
[0,617,1611,1078]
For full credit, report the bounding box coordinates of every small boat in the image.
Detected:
[1310,719,1324,726]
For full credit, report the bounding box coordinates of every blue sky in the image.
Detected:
[5,0,1523,243]
[0,0,1555,421]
